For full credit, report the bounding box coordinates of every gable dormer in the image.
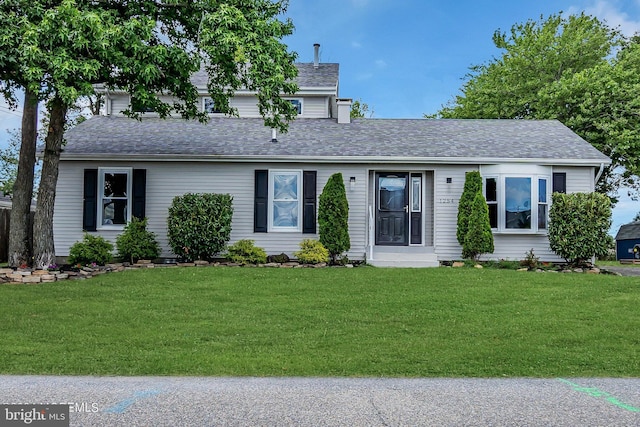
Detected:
[102,44,339,119]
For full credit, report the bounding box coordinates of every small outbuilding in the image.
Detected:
[615,221,640,261]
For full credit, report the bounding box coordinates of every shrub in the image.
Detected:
[68,233,113,266]
[294,239,329,264]
[116,217,161,263]
[267,253,290,263]
[167,193,233,261]
[318,173,350,262]
[226,239,267,264]
[457,171,483,247]
[548,192,612,266]
[462,191,494,260]
[520,248,539,269]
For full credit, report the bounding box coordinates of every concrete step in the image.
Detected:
[368,259,440,268]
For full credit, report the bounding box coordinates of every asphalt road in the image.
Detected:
[1,376,639,426]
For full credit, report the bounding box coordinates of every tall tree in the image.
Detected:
[0,0,298,268]
[436,13,638,197]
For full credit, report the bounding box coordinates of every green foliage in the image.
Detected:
[167,193,233,262]
[294,239,330,264]
[68,233,113,266]
[115,217,160,264]
[0,131,19,196]
[462,192,495,260]
[634,211,640,222]
[226,239,267,265]
[436,13,640,197]
[350,99,373,119]
[318,173,350,261]
[520,249,540,269]
[548,192,612,265]
[267,253,290,263]
[457,171,483,246]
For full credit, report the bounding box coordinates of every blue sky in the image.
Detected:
[1,0,639,232]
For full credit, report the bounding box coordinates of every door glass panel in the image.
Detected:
[379,177,406,211]
[411,177,421,212]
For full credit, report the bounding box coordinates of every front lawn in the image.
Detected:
[1,267,638,377]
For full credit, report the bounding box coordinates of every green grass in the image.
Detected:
[1,266,639,377]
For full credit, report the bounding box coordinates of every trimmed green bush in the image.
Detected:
[319,173,350,262]
[167,193,233,261]
[548,192,612,266]
[457,171,483,247]
[226,240,267,264]
[294,238,330,264]
[462,191,494,260]
[68,233,113,266]
[116,217,161,263]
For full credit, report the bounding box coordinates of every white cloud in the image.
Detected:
[581,1,640,36]
[351,41,362,49]
[375,59,387,68]
[350,0,370,8]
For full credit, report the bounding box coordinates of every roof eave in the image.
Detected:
[59,154,612,166]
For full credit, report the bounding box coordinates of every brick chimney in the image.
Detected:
[336,98,352,124]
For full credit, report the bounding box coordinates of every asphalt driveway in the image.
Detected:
[1,376,639,426]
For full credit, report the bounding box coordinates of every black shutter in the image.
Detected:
[83,169,98,231]
[254,170,268,232]
[553,173,566,194]
[132,169,147,219]
[303,171,317,234]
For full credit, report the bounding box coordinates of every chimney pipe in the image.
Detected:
[336,98,352,124]
[271,128,277,143]
[313,43,320,68]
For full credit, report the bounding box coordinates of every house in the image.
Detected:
[615,221,640,261]
[53,46,611,266]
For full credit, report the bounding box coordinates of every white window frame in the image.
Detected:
[286,99,303,115]
[97,167,132,230]
[268,170,303,232]
[480,165,551,234]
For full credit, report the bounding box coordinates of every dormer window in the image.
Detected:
[131,97,155,113]
[288,99,303,115]
[203,97,222,114]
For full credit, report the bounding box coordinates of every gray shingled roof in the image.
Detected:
[61,116,610,164]
[616,221,640,241]
[190,63,339,89]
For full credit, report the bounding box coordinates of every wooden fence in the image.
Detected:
[0,208,34,263]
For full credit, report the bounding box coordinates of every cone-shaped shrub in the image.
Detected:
[463,192,494,260]
[116,217,160,263]
[457,171,483,246]
[318,173,350,262]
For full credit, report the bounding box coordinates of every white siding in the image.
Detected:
[109,95,129,116]
[554,166,595,193]
[54,161,368,260]
[54,161,599,263]
[433,165,474,260]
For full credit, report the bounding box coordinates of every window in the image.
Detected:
[98,168,132,228]
[538,178,548,229]
[268,170,302,232]
[411,176,421,212]
[254,170,316,234]
[288,99,303,115]
[131,97,155,113]
[481,166,551,233]
[203,97,222,114]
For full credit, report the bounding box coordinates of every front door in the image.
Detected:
[376,173,409,245]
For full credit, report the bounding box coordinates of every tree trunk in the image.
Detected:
[33,96,67,270]
[7,88,38,268]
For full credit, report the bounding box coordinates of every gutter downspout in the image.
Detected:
[595,162,605,184]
